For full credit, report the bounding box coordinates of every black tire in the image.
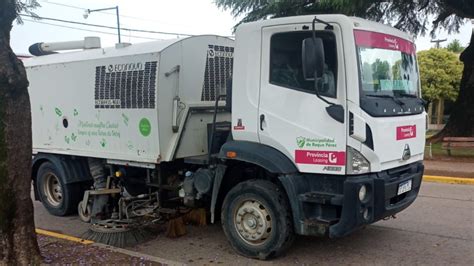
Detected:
[36,162,82,216]
[221,179,294,260]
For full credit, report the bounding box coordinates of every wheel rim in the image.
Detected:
[43,173,63,207]
[234,199,272,246]
[78,201,91,222]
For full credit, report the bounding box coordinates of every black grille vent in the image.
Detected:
[94,61,157,109]
[201,45,234,101]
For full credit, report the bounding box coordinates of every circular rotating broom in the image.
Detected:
[81,219,150,247]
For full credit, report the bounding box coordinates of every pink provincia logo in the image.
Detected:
[295,150,345,166]
[354,30,415,55]
[396,125,416,140]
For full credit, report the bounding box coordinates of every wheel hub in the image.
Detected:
[43,173,63,207]
[234,200,272,246]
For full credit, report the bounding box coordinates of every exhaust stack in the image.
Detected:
[29,37,101,56]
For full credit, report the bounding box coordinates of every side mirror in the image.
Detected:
[302,37,325,80]
[326,104,344,123]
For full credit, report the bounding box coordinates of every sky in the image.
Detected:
[11,0,473,55]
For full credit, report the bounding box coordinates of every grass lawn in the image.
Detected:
[424,129,474,158]
[425,142,474,158]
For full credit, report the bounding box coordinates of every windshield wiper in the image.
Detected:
[365,94,405,106]
[396,93,428,106]
[397,93,417,98]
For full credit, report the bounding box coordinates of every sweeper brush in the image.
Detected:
[82,219,150,247]
[165,216,187,238]
[183,208,207,226]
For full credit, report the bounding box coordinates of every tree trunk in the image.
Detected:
[427,101,433,125]
[431,30,474,142]
[0,0,42,264]
[436,99,445,125]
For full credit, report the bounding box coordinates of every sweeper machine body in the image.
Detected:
[25,15,426,259]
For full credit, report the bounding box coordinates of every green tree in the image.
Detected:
[446,39,465,53]
[371,59,390,81]
[0,0,42,264]
[216,0,474,138]
[418,49,462,102]
[392,60,401,79]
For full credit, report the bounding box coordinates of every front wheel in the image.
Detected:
[221,179,294,260]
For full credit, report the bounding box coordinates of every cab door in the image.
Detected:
[258,24,347,174]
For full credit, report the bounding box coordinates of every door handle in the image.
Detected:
[260,114,265,131]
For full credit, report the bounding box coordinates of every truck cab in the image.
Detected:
[218,14,424,256]
[232,14,425,174]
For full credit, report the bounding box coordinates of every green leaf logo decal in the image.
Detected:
[296,137,306,148]
[100,139,107,148]
[55,108,62,117]
[122,113,129,126]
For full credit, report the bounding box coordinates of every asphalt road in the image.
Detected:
[34,182,474,265]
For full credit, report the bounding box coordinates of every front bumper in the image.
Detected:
[330,161,423,237]
[279,161,424,237]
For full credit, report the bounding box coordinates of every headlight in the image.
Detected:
[359,185,367,202]
[362,208,370,221]
[346,146,370,174]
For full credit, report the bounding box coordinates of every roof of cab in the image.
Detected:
[235,14,414,42]
[349,16,414,42]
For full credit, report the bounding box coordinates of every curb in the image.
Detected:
[36,228,183,265]
[423,175,474,185]
[35,228,93,244]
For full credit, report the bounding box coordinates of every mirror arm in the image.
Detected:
[311,17,333,107]
[313,71,344,124]
[313,71,334,106]
[312,16,334,33]
[310,16,341,123]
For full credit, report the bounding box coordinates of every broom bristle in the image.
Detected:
[166,216,187,238]
[82,225,149,247]
[183,208,207,226]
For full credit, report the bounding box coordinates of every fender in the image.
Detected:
[210,141,298,223]
[32,153,93,184]
[218,141,298,174]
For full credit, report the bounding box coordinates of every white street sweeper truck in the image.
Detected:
[25,15,426,259]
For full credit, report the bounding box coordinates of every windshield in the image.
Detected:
[355,30,419,98]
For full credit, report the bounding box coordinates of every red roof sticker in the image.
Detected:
[354,30,415,55]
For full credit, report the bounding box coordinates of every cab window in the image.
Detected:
[269,31,337,98]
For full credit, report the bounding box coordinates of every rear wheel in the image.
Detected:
[36,162,81,216]
[221,179,294,260]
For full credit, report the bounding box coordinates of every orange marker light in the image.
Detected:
[226,151,237,158]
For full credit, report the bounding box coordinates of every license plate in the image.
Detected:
[397,179,412,195]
